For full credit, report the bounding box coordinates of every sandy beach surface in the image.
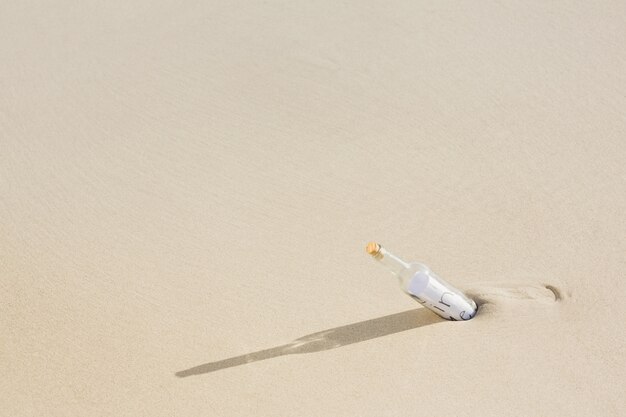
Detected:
[2,1,625,416]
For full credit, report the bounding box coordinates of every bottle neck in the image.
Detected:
[376,247,410,275]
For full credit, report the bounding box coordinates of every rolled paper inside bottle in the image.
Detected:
[407,270,477,321]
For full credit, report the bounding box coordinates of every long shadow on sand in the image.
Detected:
[175,308,443,377]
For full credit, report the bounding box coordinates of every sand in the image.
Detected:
[1,1,625,416]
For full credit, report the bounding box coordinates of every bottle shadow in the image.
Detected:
[175,307,443,378]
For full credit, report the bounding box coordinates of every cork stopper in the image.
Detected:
[366,242,381,257]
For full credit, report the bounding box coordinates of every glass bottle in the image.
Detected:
[366,242,477,321]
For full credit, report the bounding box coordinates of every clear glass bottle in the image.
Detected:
[366,242,477,321]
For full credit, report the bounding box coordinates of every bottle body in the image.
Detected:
[396,263,477,321]
[367,242,477,321]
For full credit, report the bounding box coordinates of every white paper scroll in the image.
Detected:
[407,270,477,321]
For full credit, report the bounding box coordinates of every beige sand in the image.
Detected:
[2,1,625,416]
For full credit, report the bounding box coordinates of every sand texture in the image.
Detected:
[1,1,625,416]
